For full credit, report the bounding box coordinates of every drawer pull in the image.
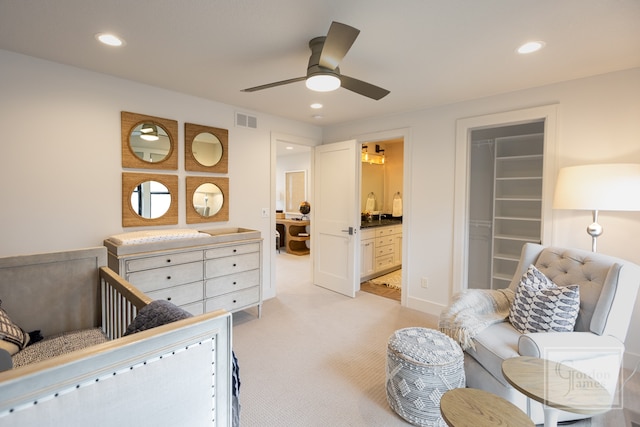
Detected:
[166,259,172,263]
[233,299,237,304]
[233,281,237,285]
[167,297,172,301]
[233,263,237,267]
[166,276,172,280]
[233,249,237,253]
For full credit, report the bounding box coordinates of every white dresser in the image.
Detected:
[105,228,263,317]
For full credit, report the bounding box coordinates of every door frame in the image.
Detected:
[354,128,411,306]
[452,105,558,296]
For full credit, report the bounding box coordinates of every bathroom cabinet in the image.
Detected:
[360,224,402,282]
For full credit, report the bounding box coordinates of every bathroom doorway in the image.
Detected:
[359,138,404,302]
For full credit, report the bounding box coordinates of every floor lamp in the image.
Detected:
[552,163,640,252]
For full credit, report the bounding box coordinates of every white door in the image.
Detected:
[312,140,359,297]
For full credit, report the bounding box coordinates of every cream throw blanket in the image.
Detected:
[439,288,515,351]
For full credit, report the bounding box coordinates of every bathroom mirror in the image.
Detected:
[186,176,229,223]
[185,123,228,173]
[121,111,178,170]
[122,172,178,227]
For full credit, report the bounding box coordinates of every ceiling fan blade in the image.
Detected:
[340,75,390,100]
[318,21,360,70]
[241,76,306,92]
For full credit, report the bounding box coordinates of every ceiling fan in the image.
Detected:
[241,21,390,100]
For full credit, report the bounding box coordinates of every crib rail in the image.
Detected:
[99,267,152,340]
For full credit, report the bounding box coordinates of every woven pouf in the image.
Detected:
[386,327,465,427]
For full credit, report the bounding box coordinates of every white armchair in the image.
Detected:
[458,243,640,424]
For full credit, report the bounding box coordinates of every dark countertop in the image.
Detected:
[360,218,402,229]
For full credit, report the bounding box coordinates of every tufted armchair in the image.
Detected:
[461,243,640,424]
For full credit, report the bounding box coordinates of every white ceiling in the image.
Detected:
[1,0,639,127]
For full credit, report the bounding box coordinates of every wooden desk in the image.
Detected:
[502,356,611,427]
[440,388,534,427]
[275,219,310,255]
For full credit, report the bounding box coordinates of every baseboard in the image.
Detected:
[406,296,446,317]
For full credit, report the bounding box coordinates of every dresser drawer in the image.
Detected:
[127,262,203,292]
[181,301,204,316]
[205,243,260,259]
[125,250,203,273]
[376,236,394,247]
[205,286,260,312]
[376,245,394,257]
[376,254,395,270]
[146,281,203,307]
[205,252,260,278]
[206,269,260,298]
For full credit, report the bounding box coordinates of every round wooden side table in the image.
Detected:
[502,356,611,427]
[440,387,534,427]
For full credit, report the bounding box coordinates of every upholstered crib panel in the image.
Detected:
[0,248,106,337]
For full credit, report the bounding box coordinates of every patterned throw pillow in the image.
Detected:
[0,300,30,355]
[509,265,580,333]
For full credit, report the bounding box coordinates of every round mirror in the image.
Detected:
[192,132,223,167]
[130,180,171,219]
[192,182,224,217]
[129,122,171,163]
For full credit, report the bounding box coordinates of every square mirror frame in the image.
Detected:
[122,172,179,227]
[186,176,230,224]
[121,111,178,170]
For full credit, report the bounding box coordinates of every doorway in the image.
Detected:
[359,138,404,302]
[452,105,558,294]
[467,121,545,289]
[271,133,316,300]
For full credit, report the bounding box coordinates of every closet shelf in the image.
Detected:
[496,154,543,161]
[494,216,541,222]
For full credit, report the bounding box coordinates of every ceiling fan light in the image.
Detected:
[139,123,159,141]
[306,74,341,92]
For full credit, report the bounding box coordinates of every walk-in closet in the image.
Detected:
[467,121,545,289]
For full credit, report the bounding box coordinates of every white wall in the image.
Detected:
[323,67,640,366]
[0,49,322,300]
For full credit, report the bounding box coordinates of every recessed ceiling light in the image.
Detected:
[517,41,545,54]
[310,103,323,109]
[312,114,323,119]
[96,33,125,47]
[286,146,294,150]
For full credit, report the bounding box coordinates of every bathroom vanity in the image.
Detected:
[360,220,402,282]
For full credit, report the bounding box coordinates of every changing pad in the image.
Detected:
[108,229,209,245]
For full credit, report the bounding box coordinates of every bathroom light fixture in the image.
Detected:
[517,41,545,54]
[361,144,385,165]
[553,163,640,252]
[305,73,341,92]
[96,33,124,47]
[310,103,323,109]
[139,123,159,141]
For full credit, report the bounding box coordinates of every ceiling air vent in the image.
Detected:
[235,112,258,129]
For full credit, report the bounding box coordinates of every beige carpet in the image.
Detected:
[231,253,637,426]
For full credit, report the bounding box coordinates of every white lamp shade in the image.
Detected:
[553,163,640,211]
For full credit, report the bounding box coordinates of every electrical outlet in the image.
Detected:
[421,277,429,289]
[261,208,269,218]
